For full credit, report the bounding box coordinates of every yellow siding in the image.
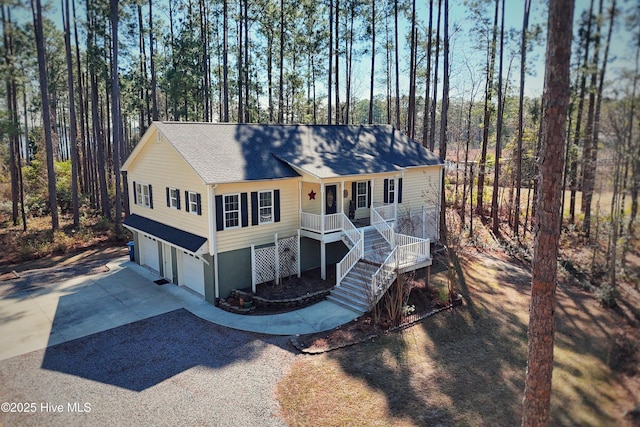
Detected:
[398,166,442,214]
[127,129,210,239]
[215,179,301,253]
[301,182,321,215]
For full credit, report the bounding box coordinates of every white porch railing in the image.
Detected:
[371,248,398,304]
[372,202,396,222]
[300,212,343,234]
[368,205,432,308]
[336,214,364,287]
[371,205,396,247]
[396,235,430,269]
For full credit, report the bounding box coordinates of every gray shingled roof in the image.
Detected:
[153,122,443,184]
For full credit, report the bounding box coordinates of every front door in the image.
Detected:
[325,185,337,214]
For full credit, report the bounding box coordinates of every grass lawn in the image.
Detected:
[276,248,636,426]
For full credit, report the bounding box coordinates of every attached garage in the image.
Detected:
[139,234,160,273]
[123,214,209,298]
[179,252,205,296]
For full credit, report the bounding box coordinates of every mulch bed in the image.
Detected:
[221,266,336,315]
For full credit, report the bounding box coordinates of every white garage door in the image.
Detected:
[181,252,205,296]
[140,235,160,273]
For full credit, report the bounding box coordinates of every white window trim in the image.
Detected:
[136,182,151,208]
[258,190,274,225]
[169,188,179,209]
[224,193,241,230]
[187,191,198,215]
[356,181,368,209]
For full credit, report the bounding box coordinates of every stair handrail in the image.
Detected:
[370,246,398,307]
[336,214,364,286]
[370,205,395,247]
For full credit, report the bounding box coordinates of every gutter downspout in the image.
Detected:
[208,184,220,302]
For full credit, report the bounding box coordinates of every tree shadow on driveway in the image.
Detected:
[41,308,293,392]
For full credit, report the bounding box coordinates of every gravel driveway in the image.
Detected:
[0,308,297,426]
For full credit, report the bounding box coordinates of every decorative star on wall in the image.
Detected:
[308,190,316,200]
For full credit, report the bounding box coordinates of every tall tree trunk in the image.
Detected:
[407,0,417,137]
[438,0,449,242]
[583,0,616,236]
[491,0,506,234]
[367,0,375,124]
[345,3,354,124]
[477,0,499,216]
[31,0,59,230]
[393,0,400,128]
[149,0,158,121]
[628,34,640,235]
[72,0,87,194]
[243,0,249,122]
[581,0,603,236]
[328,0,333,125]
[2,4,19,226]
[222,0,229,122]
[62,0,80,226]
[522,1,574,425]
[110,0,122,232]
[278,0,284,123]
[514,0,531,237]
[429,0,442,151]
[237,0,244,123]
[569,0,595,225]
[335,0,340,124]
[422,0,433,148]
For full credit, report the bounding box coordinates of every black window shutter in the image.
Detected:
[274,190,281,222]
[176,190,181,210]
[196,193,202,215]
[251,192,259,225]
[383,179,389,204]
[351,182,356,204]
[149,185,153,208]
[241,193,249,227]
[133,181,137,204]
[215,195,223,231]
[185,191,190,212]
[367,182,371,207]
[398,178,403,203]
[166,187,170,207]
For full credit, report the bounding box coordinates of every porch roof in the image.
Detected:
[123,214,208,253]
[275,151,404,179]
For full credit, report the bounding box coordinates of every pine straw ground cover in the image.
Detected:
[276,248,639,427]
[0,213,127,271]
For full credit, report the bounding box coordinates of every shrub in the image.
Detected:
[595,284,618,308]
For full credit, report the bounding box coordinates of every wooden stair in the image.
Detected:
[327,228,392,313]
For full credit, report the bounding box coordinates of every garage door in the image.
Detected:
[180,252,205,296]
[140,235,160,273]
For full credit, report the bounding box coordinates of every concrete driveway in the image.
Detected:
[0,257,304,426]
[0,256,358,362]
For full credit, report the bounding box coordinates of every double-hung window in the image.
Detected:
[258,190,273,224]
[387,179,395,204]
[356,181,368,209]
[136,183,151,208]
[169,188,180,209]
[224,194,240,229]
[187,191,198,214]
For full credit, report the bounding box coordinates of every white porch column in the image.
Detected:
[340,181,345,215]
[320,182,325,233]
[394,175,399,221]
[320,241,326,280]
